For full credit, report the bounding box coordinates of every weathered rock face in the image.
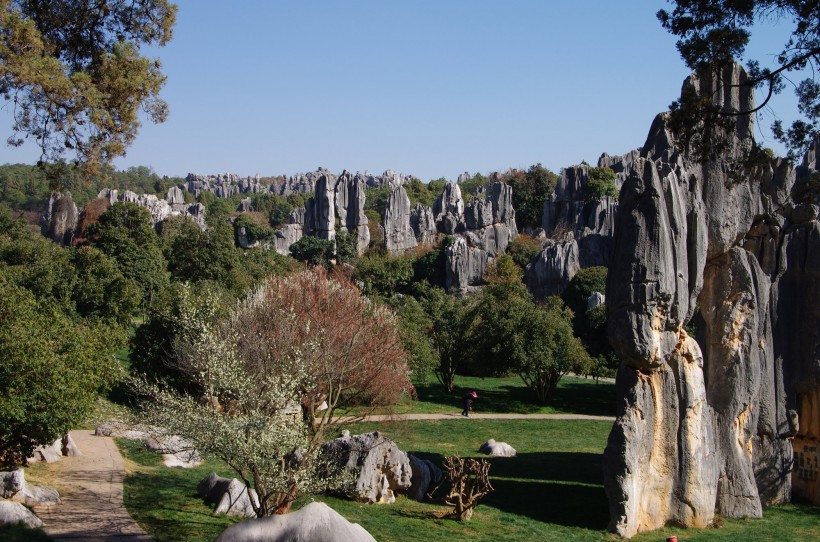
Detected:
[604,63,817,537]
[1,468,61,506]
[308,174,336,241]
[197,473,258,518]
[213,501,377,542]
[410,203,437,245]
[321,431,412,504]
[383,186,417,254]
[529,162,621,297]
[96,188,207,230]
[525,234,580,298]
[433,182,466,234]
[407,454,442,501]
[443,181,518,292]
[335,171,370,254]
[41,191,79,245]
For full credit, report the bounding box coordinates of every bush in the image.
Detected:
[585,167,618,202]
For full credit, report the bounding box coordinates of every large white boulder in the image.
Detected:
[213,501,375,542]
[0,501,43,528]
[479,439,517,457]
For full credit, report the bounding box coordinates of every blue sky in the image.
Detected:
[0,1,803,181]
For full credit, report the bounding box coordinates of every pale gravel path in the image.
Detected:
[32,430,152,542]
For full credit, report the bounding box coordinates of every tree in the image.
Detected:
[585,167,618,202]
[0,0,177,171]
[472,257,592,403]
[134,270,412,514]
[288,235,334,267]
[501,163,560,230]
[0,279,121,467]
[86,202,168,306]
[658,1,820,160]
[414,282,474,392]
[512,298,592,404]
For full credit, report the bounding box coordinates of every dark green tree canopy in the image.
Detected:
[1,0,177,169]
[658,0,820,159]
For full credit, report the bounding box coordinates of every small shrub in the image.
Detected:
[442,455,494,521]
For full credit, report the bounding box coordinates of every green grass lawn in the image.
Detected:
[376,374,616,417]
[117,418,819,542]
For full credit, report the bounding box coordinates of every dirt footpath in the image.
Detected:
[33,429,152,542]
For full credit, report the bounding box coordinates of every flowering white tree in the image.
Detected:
[136,270,413,515]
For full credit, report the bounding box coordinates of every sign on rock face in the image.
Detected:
[793,441,818,494]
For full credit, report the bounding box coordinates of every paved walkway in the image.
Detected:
[33,430,152,542]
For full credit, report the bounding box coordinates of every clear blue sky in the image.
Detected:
[0,1,802,181]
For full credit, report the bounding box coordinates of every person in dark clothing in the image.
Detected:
[461,391,477,417]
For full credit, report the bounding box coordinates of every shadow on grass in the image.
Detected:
[410,449,607,530]
[0,524,52,542]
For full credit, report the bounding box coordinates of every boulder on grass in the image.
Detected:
[479,439,517,457]
[1,468,60,506]
[0,500,43,528]
[213,501,375,542]
[145,434,202,468]
[94,419,150,441]
[197,473,258,518]
[321,431,411,504]
[407,454,443,501]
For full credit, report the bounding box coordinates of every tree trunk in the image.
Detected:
[456,507,473,521]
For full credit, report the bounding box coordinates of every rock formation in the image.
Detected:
[525,233,580,298]
[97,188,207,230]
[335,171,370,254]
[0,501,43,528]
[41,191,79,245]
[197,473,259,518]
[321,431,412,504]
[604,63,819,537]
[383,185,417,254]
[306,174,335,241]
[213,501,376,542]
[1,467,61,508]
[410,203,437,246]
[478,439,517,457]
[438,181,517,292]
[407,454,443,501]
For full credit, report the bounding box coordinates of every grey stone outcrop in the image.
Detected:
[604,63,819,537]
[587,291,606,310]
[213,501,376,542]
[41,191,79,245]
[145,435,202,468]
[383,185,417,254]
[335,171,370,254]
[96,188,206,230]
[433,182,466,234]
[443,181,518,292]
[321,431,412,504]
[197,473,258,518]
[407,454,442,501]
[307,174,336,241]
[1,468,61,506]
[410,203,437,245]
[525,234,580,298]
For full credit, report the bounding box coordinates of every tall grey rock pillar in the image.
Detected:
[335,171,370,254]
[383,186,417,254]
[604,63,801,538]
[41,192,79,245]
[310,174,336,241]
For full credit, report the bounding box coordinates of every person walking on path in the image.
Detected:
[461,391,477,417]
